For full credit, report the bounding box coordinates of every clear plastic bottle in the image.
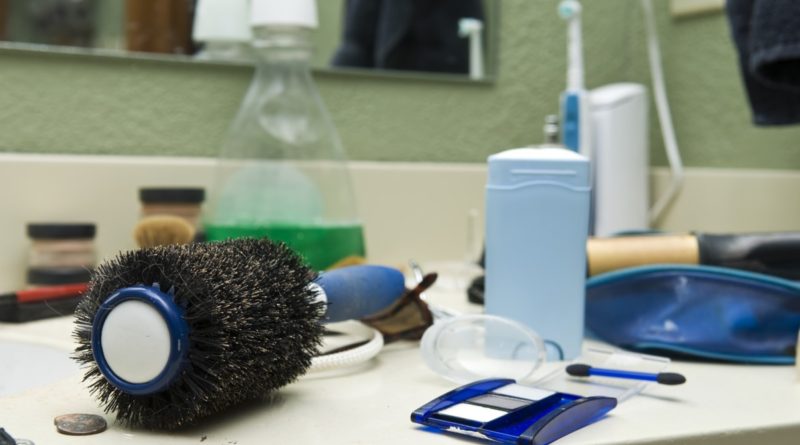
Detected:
[205,0,365,271]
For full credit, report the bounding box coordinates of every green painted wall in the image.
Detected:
[310,0,344,69]
[640,9,800,168]
[0,0,798,168]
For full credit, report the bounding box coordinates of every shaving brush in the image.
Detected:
[73,238,404,430]
[132,215,196,248]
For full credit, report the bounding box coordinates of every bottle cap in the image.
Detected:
[27,267,93,285]
[251,0,318,28]
[193,0,252,42]
[139,188,205,204]
[27,223,96,240]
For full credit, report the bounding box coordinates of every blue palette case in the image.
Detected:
[411,379,616,445]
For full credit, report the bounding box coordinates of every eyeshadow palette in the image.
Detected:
[411,378,616,445]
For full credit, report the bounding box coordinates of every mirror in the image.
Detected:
[0,0,498,82]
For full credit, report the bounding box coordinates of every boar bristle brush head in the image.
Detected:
[72,238,325,430]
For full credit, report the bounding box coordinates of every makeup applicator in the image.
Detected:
[73,238,405,430]
[566,363,686,385]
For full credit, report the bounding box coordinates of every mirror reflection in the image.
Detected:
[0,0,497,81]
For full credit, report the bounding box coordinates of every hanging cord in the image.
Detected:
[308,326,384,373]
[641,0,685,224]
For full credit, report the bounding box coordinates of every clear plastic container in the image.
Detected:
[26,223,96,287]
[420,313,670,402]
[532,347,671,402]
[420,314,547,384]
[484,147,591,360]
[27,223,96,269]
[205,18,364,271]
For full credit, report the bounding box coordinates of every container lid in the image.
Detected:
[489,147,586,162]
[139,188,205,204]
[251,0,318,28]
[27,223,96,240]
[27,267,93,285]
[487,147,591,189]
[420,314,547,384]
[193,0,252,42]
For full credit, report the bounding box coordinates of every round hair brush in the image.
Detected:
[73,238,405,430]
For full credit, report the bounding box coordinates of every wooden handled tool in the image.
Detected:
[588,232,800,279]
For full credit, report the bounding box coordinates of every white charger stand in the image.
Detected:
[589,83,649,237]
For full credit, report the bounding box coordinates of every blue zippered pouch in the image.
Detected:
[586,265,800,364]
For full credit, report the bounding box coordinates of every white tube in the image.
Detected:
[641,0,684,223]
[308,326,384,372]
[459,18,485,80]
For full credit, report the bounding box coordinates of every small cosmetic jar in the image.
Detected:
[139,187,205,230]
[27,223,96,286]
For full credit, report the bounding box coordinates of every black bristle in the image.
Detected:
[72,238,325,430]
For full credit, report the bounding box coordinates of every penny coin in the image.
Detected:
[54,413,107,435]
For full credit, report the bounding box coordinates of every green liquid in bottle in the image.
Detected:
[205,222,365,271]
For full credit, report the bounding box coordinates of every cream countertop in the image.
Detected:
[1,275,800,445]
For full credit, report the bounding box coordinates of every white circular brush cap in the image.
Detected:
[100,300,172,384]
[251,0,318,28]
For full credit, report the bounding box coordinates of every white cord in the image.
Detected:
[641,0,684,224]
[308,326,384,373]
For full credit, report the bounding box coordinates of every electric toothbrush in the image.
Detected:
[558,0,591,157]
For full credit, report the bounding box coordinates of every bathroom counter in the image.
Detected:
[1,273,800,445]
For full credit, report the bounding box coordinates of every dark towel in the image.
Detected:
[331,0,484,75]
[727,0,800,126]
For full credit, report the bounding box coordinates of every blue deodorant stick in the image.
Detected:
[484,147,591,360]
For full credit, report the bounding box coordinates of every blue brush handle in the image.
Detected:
[316,265,406,323]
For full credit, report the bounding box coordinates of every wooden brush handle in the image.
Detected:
[588,235,700,276]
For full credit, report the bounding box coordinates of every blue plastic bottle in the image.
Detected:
[484,147,591,360]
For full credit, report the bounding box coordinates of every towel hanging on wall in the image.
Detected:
[727,0,800,126]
